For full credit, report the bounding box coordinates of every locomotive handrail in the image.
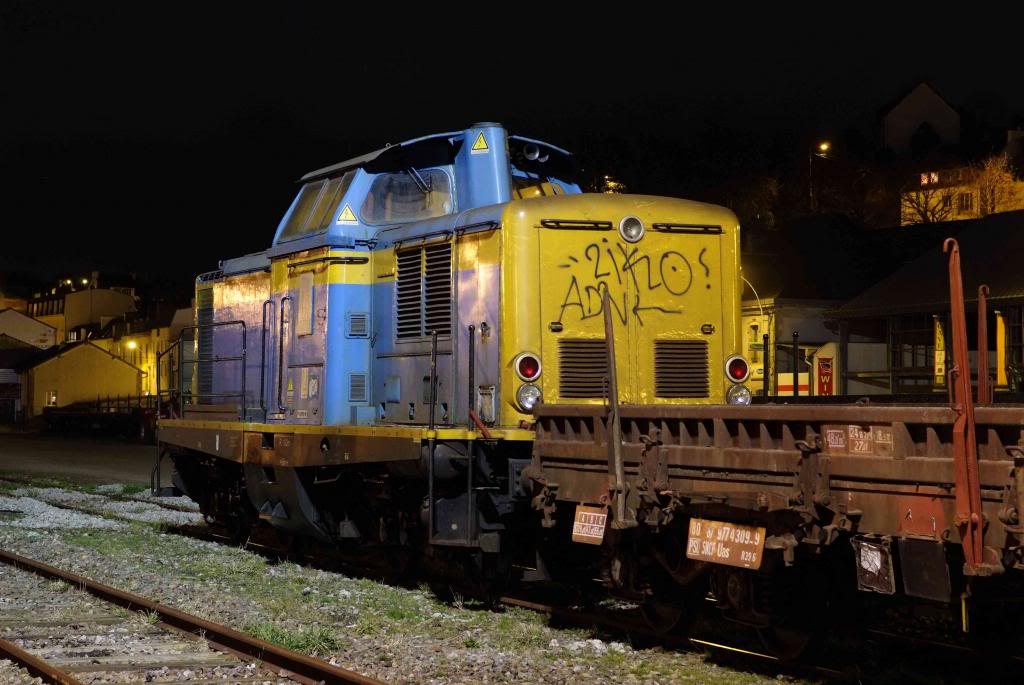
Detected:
[427,329,439,542]
[286,256,369,269]
[259,298,272,413]
[155,337,181,419]
[276,296,292,412]
[176,320,247,419]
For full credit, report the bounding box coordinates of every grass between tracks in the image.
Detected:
[3,474,812,685]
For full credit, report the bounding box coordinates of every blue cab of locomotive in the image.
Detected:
[205,123,580,428]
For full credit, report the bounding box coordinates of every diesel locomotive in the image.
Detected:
[157,123,748,592]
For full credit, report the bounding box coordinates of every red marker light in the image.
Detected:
[726,356,750,383]
[515,353,541,381]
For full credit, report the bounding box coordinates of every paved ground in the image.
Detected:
[0,433,168,484]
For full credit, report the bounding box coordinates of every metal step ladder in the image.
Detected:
[426,326,488,549]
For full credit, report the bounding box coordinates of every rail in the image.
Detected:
[0,548,387,685]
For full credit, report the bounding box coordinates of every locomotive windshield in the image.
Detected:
[278,171,356,242]
[360,168,454,225]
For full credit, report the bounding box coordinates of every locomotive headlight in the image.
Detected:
[516,383,542,412]
[619,216,644,243]
[727,384,752,406]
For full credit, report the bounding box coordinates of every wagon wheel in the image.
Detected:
[639,600,690,635]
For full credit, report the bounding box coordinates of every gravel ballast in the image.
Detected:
[0,481,805,685]
[0,659,44,685]
[10,486,203,527]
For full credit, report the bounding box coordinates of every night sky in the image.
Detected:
[2,5,1020,298]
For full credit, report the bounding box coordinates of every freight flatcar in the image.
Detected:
[527,238,1024,657]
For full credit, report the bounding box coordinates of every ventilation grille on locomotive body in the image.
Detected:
[654,339,709,398]
[347,312,369,338]
[396,242,452,340]
[196,287,214,403]
[558,339,609,398]
[349,373,368,402]
[558,338,710,399]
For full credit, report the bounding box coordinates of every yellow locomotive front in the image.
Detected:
[499,192,746,425]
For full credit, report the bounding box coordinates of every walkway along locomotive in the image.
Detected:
[527,237,1024,656]
[156,123,748,591]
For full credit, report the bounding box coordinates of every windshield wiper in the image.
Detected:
[406,166,432,194]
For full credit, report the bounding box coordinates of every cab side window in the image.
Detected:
[278,171,356,242]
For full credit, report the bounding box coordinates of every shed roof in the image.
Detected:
[15,341,144,374]
[0,337,43,370]
[830,210,1024,319]
[742,215,964,304]
[0,308,56,331]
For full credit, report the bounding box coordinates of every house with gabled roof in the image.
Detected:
[16,341,143,418]
[0,308,55,349]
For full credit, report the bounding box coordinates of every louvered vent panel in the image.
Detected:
[196,287,214,402]
[423,242,452,337]
[347,312,369,338]
[395,249,422,340]
[558,339,609,398]
[394,242,452,340]
[654,340,709,398]
[349,373,368,402]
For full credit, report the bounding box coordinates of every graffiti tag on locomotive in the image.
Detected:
[554,238,707,326]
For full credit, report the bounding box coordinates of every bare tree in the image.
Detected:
[901,186,955,224]
[728,175,780,229]
[975,152,1016,216]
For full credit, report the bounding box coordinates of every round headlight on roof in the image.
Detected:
[619,216,644,243]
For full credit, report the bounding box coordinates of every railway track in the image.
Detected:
[0,549,385,685]
[7,480,1024,683]
[497,595,851,681]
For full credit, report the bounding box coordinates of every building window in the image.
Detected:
[67,330,78,341]
[891,314,937,393]
[942,195,953,210]
[45,391,58,407]
[921,171,939,186]
[957,192,974,213]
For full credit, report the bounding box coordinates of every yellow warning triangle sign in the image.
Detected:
[336,204,358,224]
[471,132,489,153]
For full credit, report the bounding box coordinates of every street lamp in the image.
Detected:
[809,140,831,212]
